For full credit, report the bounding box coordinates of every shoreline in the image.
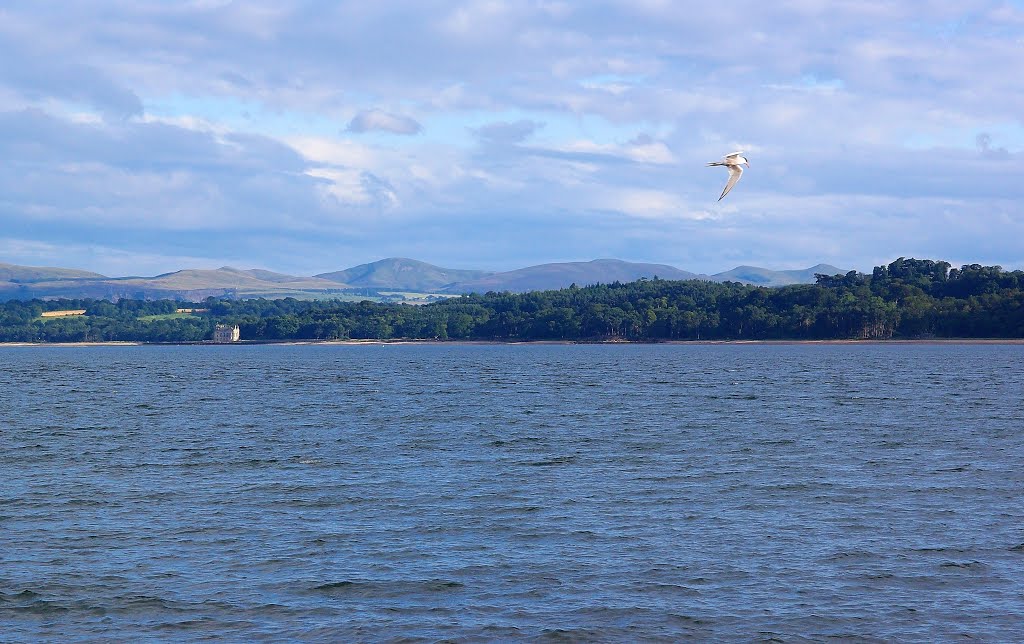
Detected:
[0,341,146,347]
[3,338,1024,347]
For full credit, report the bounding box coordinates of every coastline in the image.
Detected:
[0,341,145,347]
[3,338,1024,347]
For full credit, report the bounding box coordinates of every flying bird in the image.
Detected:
[707,152,750,201]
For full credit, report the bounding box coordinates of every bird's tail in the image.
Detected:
[706,161,725,166]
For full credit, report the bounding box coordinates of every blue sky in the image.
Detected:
[1,1,1022,276]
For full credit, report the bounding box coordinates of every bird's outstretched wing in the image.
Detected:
[724,151,743,161]
[719,165,744,201]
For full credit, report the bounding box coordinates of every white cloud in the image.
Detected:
[346,109,422,135]
[623,137,676,164]
[306,167,399,210]
[287,136,379,168]
[0,236,239,276]
[439,0,516,39]
[549,136,676,164]
[0,1,1021,276]
[602,189,692,219]
[472,119,544,144]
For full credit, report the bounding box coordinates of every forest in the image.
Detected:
[1,258,1022,343]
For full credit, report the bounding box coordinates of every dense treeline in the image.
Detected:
[0,299,211,342]
[1,258,1022,343]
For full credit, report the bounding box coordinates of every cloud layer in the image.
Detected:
[1,1,1022,276]
[347,110,422,135]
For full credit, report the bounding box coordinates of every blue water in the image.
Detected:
[2,343,1023,640]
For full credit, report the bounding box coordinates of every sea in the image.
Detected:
[2,342,1023,641]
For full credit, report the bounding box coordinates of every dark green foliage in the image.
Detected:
[1,258,1021,342]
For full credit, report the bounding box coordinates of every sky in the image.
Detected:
[1,1,1023,277]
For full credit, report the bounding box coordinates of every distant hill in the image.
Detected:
[711,263,846,286]
[0,265,350,301]
[237,268,333,284]
[0,258,850,301]
[317,258,492,291]
[0,262,107,282]
[139,267,343,291]
[445,259,702,293]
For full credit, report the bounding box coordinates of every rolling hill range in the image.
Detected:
[0,257,848,301]
[138,268,341,292]
[441,259,702,293]
[711,264,848,287]
[0,262,108,282]
[317,258,492,291]
[0,267,352,301]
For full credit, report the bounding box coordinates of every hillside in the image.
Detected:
[136,268,343,291]
[0,262,107,282]
[1,266,351,301]
[237,268,337,284]
[317,258,492,291]
[445,259,702,293]
[711,264,846,286]
[4,258,1020,343]
[0,257,850,301]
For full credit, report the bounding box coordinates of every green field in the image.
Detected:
[138,312,195,321]
[37,315,87,323]
[378,291,460,303]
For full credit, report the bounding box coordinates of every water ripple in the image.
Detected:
[2,343,1023,640]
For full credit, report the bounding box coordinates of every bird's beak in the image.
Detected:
[745,162,750,168]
